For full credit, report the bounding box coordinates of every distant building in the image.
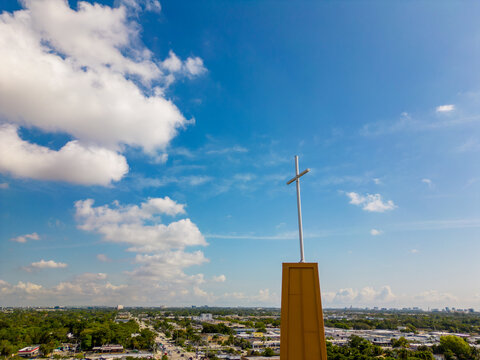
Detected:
[18,346,40,357]
[92,344,124,353]
[117,305,124,310]
[192,313,213,322]
[115,311,131,323]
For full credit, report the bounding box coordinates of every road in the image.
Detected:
[135,317,197,360]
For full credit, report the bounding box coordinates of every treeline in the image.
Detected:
[201,323,234,335]
[327,335,480,360]
[0,309,155,358]
[156,307,279,317]
[325,312,480,333]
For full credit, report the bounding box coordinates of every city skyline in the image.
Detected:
[1,0,480,308]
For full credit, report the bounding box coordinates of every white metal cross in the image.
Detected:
[286,155,310,263]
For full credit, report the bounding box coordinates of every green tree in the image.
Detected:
[0,340,14,357]
[40,341,55,356]
[440,335,472,360]
[262,347,275,357]
[392,336,409,348]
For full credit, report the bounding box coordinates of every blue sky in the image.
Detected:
[1,0,480,308]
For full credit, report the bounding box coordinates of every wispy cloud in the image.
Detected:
[96,254,111,262]
[395,218,480,231]
[436,104,455,113]
[0,182,8,189]
[421,178,433,187]
[10,232,40,243]
[456,138,480,153]
[370,229,382,236]
[131,174,212,189]
[205,146,248,155]
[206,232,298,240]
[206,228,349,240]
[361,111,480,137]
[212,274,226,282]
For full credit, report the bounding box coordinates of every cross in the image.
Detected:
[286,155,310,263]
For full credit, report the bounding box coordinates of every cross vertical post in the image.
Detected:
[286,155,310,263]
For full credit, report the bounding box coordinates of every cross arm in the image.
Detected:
[286,168,310,185]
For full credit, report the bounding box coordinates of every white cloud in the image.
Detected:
[222,288,279,306]
[373,178,381,185]
[0,274,131,306]
[119,0,161,13]
[360,107,477,136]
[205,146,248,155]
[422,178,433,187]
[376,286,396,302]
[162,51,183,74]
[10,232,40,243]
[70,197,212,305]
[323,285,396,306]
[346,192,396,212]
[436,104,455,113]
[0,124,128,186]
[212,274,226,283]
[184,57,207,77]
[132,174,212,189]
[75,197,203,253]
[321,286,475,308]
[346,192,365,205]
[96,254,111,262]
[414,290,457,304]
[0,0,206,184]
[159,51,207,86]
[370,229,382,236]
[25,259,68,272]
[0,182,8,189]
[128,251,208,281]
[410,249,419,254]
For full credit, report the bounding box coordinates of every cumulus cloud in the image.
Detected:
[0,273,130,306]
[321,286,472,308]
[0,281,44,297]
[436,104,455,113]
[370,229,382,236]
[118,0,161,13]
[0,0,206,184]
[24,259,68,272]
[160,51,207,86]
[75,197,203,252]
[414,290,457,304]
[184,57,207,77]
[70,197,211,305]
[212,274,226,282]
[346,192,396,212]
[0,124,128,185]
[128,251,208,281]
[323,285,396,306]
[222,288,279,306]
[10,232,40,243]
